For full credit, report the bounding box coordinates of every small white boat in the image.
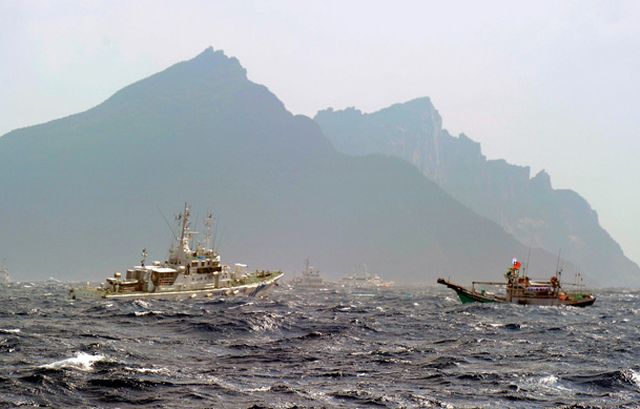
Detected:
[340,265,393,290]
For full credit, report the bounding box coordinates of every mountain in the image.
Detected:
[0,47,569,284]
[314,97,640,286]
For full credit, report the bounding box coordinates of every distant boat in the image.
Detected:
[438,259,595,307]
[340,265,393,290]
[0,260,10,284]
[70,203,284,299]
[289,258,329,289]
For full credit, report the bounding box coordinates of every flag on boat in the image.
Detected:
[512,258,522,269]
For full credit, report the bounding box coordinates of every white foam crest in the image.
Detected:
[539,375,558,385]
[124,366,170,375]
[248,314,279,331]
[529,374,572,392]
[0,328,20,334]
[624,369,640,388]
[41,352,106,371]
[134,310,162,317]
[133,300,150,309]
[246,386,270,392]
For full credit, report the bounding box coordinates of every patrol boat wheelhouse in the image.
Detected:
[70,204,284,299]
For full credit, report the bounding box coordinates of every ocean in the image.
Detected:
[1,282,639,408]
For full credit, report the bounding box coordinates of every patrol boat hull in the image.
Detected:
[71,272,284,300]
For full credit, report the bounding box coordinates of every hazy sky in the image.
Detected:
[2,0,639,265]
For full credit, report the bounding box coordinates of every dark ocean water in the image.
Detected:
[1,282,640,408]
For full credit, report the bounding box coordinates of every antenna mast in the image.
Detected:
[178,202,191,255]
[204,211,214,250]
[555,249,562,280]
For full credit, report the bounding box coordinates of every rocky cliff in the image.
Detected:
[315,98,639,286]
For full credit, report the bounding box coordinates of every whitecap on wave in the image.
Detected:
[623,369,640,389]
[40,352,106,371]
[526,374,572,393]
[124,366,170,375]
[133,300,150,309]
[134,310,162,317]
[539,374,558,385]
[0,328,20,334]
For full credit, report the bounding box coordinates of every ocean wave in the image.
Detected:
[2,284,640,407]
[563,369,640,392]
[87,377,174,390]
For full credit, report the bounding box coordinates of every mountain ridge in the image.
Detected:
[0,48,591,284]
[315,99,639,286]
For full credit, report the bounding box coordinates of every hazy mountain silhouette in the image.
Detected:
[0,48,576,284]
[315,98,640,286]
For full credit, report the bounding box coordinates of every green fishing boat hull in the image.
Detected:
[456,290,496,304]
[437,278,596,307]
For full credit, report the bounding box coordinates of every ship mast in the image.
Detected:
[204,211,214,250]
[178,202,192,256]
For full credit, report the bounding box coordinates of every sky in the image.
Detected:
[1,0,639,265]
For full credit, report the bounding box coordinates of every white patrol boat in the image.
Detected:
[70,204,284,299]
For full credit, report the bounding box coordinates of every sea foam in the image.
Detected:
[41,352,106,371]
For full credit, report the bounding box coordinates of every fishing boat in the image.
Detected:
[437,259,595,307]
[69,204,284,300]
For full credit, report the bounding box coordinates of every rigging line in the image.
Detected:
[156,204,178,241]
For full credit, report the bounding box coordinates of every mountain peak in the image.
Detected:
[532,169,552,190]
[194,46,215,58]
[403,96,434,108]
[99,46,250,111]
[182,46,247,79]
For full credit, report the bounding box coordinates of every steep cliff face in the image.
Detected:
[315,98,640,286]
[0,48,564,283]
